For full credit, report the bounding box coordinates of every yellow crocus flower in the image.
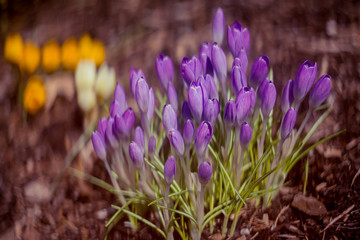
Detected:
[22,41,40,74]
[79,33,93,60]
[42,40,61,73]
[23,76,46,115]
[91,39,105,67]
[4,33,24,66]
[61,37,80,71]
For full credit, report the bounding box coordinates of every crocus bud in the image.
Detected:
[183,119,194,147]
[77,88,96,112]
[194,121,213,160]
[203,98,220,125]
[249,88,256,114]
[281,80,294,115]
[181,56,203,86]
[162,104,178,133]
[92,131,106,161]
[212,7,225,45]
[281,107,297,140]
[148,136,156,154]
[199,42,213,76]
[182,101,192,120]
[188,82,204,123]
[211,42,227,86]
[293,60,318,105]
[133,126,145,150]
[227,21,250,57]
[237,48,248,73]
[164,156,176,186]
[231,65,247,95]
[113,83,128,111]
[135,76,149,113]
[249,56,269,89]
[167,82,178,112]
[129,141,144,170]
[114,108,136,139]
[235,87,252,125]
[207,75,219,99]
[198,75,210,101]
[156,54,174,90]
[130,68,145,97]
[169,129,185,156]
[309,75,331,109]
[147,88,155,122]
[75,59,96,91]
[97,117,108,137]
[105,118,118,149]
[198,161,212,185]
[261,81,277,118]
[95,63,116,100]
[257,78,271,101]
[240,122,252,149]
[224,99,236,128]
[110,100,124,118]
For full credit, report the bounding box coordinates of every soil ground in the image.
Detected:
[1,0,360,239]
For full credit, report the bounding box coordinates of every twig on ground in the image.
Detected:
[320,204,355,233]
[351,168,360,187]
[271,205,290,231]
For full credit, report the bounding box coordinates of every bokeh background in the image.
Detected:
[1,0,359,239]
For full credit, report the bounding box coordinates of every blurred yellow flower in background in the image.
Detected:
[42,40,61,73]
[4,33,24,66]
[22,41,40,74]
[79,34,93,60]
[23,76,46,115]
[91,39,105,67]
[95,63,115,100]
[61,38,80,71]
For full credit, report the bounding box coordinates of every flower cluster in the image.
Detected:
[91,7,332,239]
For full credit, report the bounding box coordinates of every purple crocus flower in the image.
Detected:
[188,82,204,123]
[211,43,227,89]
[110,100,124,118]
[240,122,252,149]
[198,161,212,185]
[129,141,144,170]
[182,100,192,121]
[167,82,178,112]
[237,48,248,73]
[147,88,155,122]
[91,131,107,161]
[199,42,214,76]
[97,117,108,137]
[231,64,247,95]
[227,21,250,57]
[207,75,219,99]
[114,108,136,139]
[105,118,118,149]
[155,54,174,90]
[249,56,269,89]
[212,7,225,45]
[130,68,145,97]
[162,104,178,133]
[148,136,156,154]
[224,99,236,128]
[169,129,185,156]
[281,79,294,115]
[135,76,149,113]
[180,56,203,86]
[113,83,128,111]
[235,87,252,125]
[194,121,213,161]
[261,81,277,118]
[257,78,271,101]
[293,60,318,106]
[133,126,145,150]
[309,74,331,109]
[203,98,220,125]
[164,156,176,186]
[183,119,194,147]
[198,75,210,101]
[281,107,297,140]
[249,87,256,114]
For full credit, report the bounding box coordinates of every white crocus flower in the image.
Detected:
[95,63,116,100]
[75,59,96,91]
[77,88,96,112]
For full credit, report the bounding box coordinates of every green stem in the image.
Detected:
[197,184,205,240]
[295,110,312,140]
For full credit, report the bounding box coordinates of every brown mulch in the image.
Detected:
[1,0,360,239]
